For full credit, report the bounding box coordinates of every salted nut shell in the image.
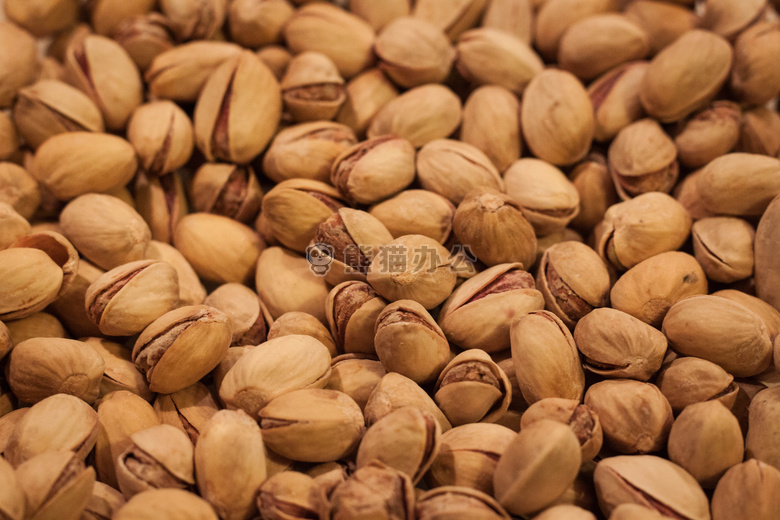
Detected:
[190,162,262,224]
[326,354,386,411]
[268,311,337,357]
[691,217,755,283]
[115,424,195,498]
[537,241,611,328]
[15,450,96,520]
[696,153,780,217]
[259,388,365,463]
[439,263,544,352]
[416,486,511,520]
[83,482,127,520]
[326,281,387,355]
[589,61,649,143]
[426,423,516,495]
[674,100,741,170]
[434,349,512,427]
[356,407,440,484]
[203,283,272,348]
[257,471,323,520]
[5,393,98,468]
[219,334,331,418]
[127,100,193,177]
[85,259,180,337]
[593,455,710,520]
[574,308,668,382]
[511,310,585,404]
[85,337,153,401]
[521,398,604,463]
[364,372,452,433]
[135,172,188,245]
[756,192,780,311]
[281,51,346,122]
[746,386,780,470]
[132,305,232,394]
[374,299,450,385]
[0,248,63,322]
[327,461,415,520]
[153,382,219,444]
[369,189,455,245]
[655,356,738,414]
[0,456,24,520]
[711,459,780,520]
[114,489,218,520]
[461,85,522,173]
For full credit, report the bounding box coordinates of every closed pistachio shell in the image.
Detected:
[756,194,780,311]
[364,372,452,432]
[520,398,603,462]
[697,153,780,217]
[154,383,219,444]
[15,451,95,520]
[655,356,738,414]
[746,386,780,471]
[0,456,24,520]
[535,0,621,61]
[711,460,780,520]
[0,248,63,321]
[416,486,511,520]
[85,337,153,401]
[114,489,218,520]
[127,100,193,177]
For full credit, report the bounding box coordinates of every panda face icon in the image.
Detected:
[305,243,334,276]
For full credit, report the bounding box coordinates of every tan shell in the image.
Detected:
[126,100,193,177]
[154,382,219,444]
[588,61,648,143]
[336,67,399,135]
[85,337,153,401]
[521,398,603,462]
[460,85,522,172]
[697,153,780,217]
[15,451,95,520]
[0,248,63,322]
[326,355,386,412]
[655,356,738,414]
[675,101,741,169]
[756,193,780,311]
[0,456,24,520]
[144,241,206,307]
[691,217,755,283]
[114,489,218,520]
[711,460,780,520]
[268,311,337,357]
[746,386,780,470]
[364,372,452,432]
[416,486,511,520]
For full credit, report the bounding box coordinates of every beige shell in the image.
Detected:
[15,451,95,520]
[416,486,512,520]
[655,356,738,414]
[126,100,193,176]
[364,372,452,432]
[114,489,218,520]
[154,382,219,444]
[326,281,387,355]
[521,398,603,462]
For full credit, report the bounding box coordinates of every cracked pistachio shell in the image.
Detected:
[367,234,457,310]
[416,486,511,520]
[95,391,160,489]
[369,190,454,244]
[114,489,218,520]
[127,101,193,177]
[608,119,678,200]
[259,388,365,463]
[697,153,780,217]
[269,312,336,356]
[84,337,153,401]
[0,163,40,220]
[537,241,610,328]
[145,241,206,307]
[4,0,79,37]
[368,84,462,148]
[264,122,356,184]
[574,308,667,381]
[135,171,189,245]
[160,0,226,41]
[7,338,104,405]
[593,455,709,520]
[190,164,262,225]
[675,101,741,169]
[756,194,780,310]
[0,248,62,321]
[173,213,264,284]
[5,393,98,468]
[116,424,195,498]
[667,400,744,488]
[691,217,755,283]
[589,62,648,143]
[0,203,28,251]
[440,264,544,352]
[59,193,150,270]
[203,284,271,348]
[194,50,281,164]
[456,27,543,95]
[332,136,416,205]
[328,461,414,520]
[83,482,126,520]
[655,356,738,414]
[113,13,175,71]
[511,311,584,404]
[219,334,331,418]
[521,70,594,166]
[494,420,582,516]
[228,0,294,48]
[326,354,386,411]
[426,423,515,494]
[89,0,156,36]
[195,409,266,520]
[453,188,536,268]
[0,456,24,520]
[85,259,179,337]
[257,471,323,520]
[640,29,732,122]
[374,300,449,384]
[746,386,780,470]
[375,17,454,88]
[711,459,780,520]
[14,79,104,149]
[10,231,79,300]
[284,3,376,78]
[520,398,603,462]
[0,22,38,109]
[132,305,232,394]
[701,0,766,40]
[624,1,697,55]
[663,295,773,377]
[414,0,489,40]
[48,259,103,339]
[34,133,137,201]
[594,192,691,271]
[584,380,672,454]
[504,159,580,235]
[434,349,512,426]
[731,21,780,106]
[327,281,387,355]
[261,179,345,252]
[417,139,503,205]
[534,0,621,61]
[64,33,143,130]
[356,407,440,484]
[145,41,242,102]
[16,451,95,520]
[460,85,522,173]
[281,51,347,122]
[154,382,219,444]
[364,372,452,432]
[610,251,707,327]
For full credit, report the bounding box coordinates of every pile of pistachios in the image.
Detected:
[1,0,780,519]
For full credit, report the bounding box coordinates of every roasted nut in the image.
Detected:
[756,194,780,310]
[731,21,780,106]
[534,0,620,61]
[481,0,533,44]
[746,386,780,470]
[48,259,104,338]
[82,482,127,520]
[327,281,387,355]
[521,398,603,462]
[85,337,153,401]
[336,67,399,135]
[0,22,38,109]
[203,283,271,348]
[326,354,386,411]
[328,461,414,520]
[228,0,295,48]
[113,13,175,71]
[159,0,226,42]
[738,106,780,157]
[0,163,40,220]
[88,0,156,36]
[369,190,454,244]
[711,460,780,520]
[269,311,337,356]
[701,0,767,40]
[691,217,755,283]
[588,62,649,143]
[675,101,741,169]
[697,153,780,217]
[126,100,193,177]
[655,355,738,413]
[154,383,219,444]
[460,85,522,173]
[416,486,511,520]
[189,163,262,224]
[114,489,218,520]
[364,372,451,432]
[135,171,188,245]
[15,450,95,520]
[145,240,206,307]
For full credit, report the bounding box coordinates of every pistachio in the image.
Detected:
[369,190,454,244]
[608,504,666,520]
[115,424,195,498]
[481,0,533,44]
[15,451,95,520]
[327,281,387,355]
[375,17,453,88]
[331,136,416,205]
[657,356,738,415]
[4,0,79,37]
[640,29,733,122]
[89,0,156,36]
[0,205,26,256]
[711,460,780,520]
[714,289,780,342]
[0,408,27,457]
[336,68,399,135]
[350,0,410,30]
[85,337,154,401]
[83,482,127,520]
[675,101,741,169]
[154,383,219,444]
[326,354,386,410]
[0,112,17,161]
[521,398,603,462]
[0,22,38,109]
[281,52,347,122]
[49,259,104,338]
[593,455,710,520]
[194,409,266,520]
[193,50,282,164]
[356,407,440,484]
[691,217,755,283]
[460,85,521,173]
[697,153,780,217]
[132,305,232,394]
[190,163,262,224]
[574,308,667,381]
[328,461,414,520]
[0,162,40,219]
[569,153,619,233]
[416,486,511,520]
[494,419,582,516]
[624,1,698,55]
[584,380,673,454]
[203,283,271,347]
[738,106,780,157]
[144,240,206,307]
[534,0,621,61]
[257,471,324,520]
[364,372,452,432]
[135,171,188,245]
[701,0,766,40]
[113,13,175,71]
[127,101,193,177]
[160,0,226,42]
[228,0,295,48]
[440,263,544,352]
[0,456,24,520]
[268,311,337,357]
[219,334,331,419]
[756,194,780,310]
[511,311,585,404]
[114,489,218,520]
[746,386,780,470]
